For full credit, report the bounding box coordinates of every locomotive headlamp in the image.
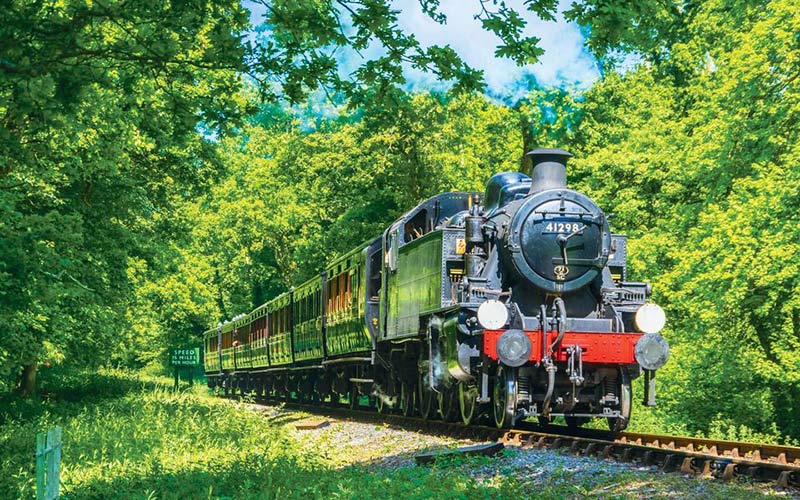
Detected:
[496,329,531,367]
[477,299,509,330]
[634,303,666,334]
[634,333,670,371]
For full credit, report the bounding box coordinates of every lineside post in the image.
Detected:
[35,426,62,500]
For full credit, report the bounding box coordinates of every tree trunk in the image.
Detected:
[18,363,37,397]
[214,268,228,320]
[517,107,535,174]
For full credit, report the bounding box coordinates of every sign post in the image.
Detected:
[170,347,200,390]
[36,426,62,500]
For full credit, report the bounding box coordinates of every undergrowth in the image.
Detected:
[0,368,788,499]
[0,369,525,499]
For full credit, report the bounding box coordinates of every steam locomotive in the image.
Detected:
[203,148,669,430]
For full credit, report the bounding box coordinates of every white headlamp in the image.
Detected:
[477,299,509,330]
[635,303,666,334]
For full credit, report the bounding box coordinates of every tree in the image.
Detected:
[163,92,521,324]
[0,0,249,394]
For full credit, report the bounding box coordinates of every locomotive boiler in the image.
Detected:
[203,148,669,431]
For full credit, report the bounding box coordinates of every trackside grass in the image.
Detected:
[0,369,791,499]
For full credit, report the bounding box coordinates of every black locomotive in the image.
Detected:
[204,148,669,430]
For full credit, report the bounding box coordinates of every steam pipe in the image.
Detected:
[549,297,566,355]
[542,297,565,418]
[539,304,548,364]
[542,362,557,417]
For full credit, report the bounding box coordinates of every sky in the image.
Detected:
[244,0,601,100]
[390,0,600,95]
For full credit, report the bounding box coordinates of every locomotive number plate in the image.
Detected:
[542,222,583,234]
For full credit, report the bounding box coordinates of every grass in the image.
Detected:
[0,368,792,499]
[0,369,524,499]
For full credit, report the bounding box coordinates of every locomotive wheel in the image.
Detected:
[607,368,632,433]
[376,392,387,413]
[267,379,277,401]
[329,392,340,407]
[256,378,265,399]
[297,377,309,403]
[264,380,271,400]
[418,369,434,420]
[438,386,459,422]
[401,381,415,417]
[310,379,322,406]
[459,382,479,425]
[493,366,517,429]
[282,377,292,402]
[349,383,360,410]
[297,384,309,404]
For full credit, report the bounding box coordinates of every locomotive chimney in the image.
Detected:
[527,148,572,194]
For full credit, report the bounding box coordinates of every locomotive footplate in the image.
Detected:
[483,329,642,365]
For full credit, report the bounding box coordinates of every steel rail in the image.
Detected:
[224,393,800,489]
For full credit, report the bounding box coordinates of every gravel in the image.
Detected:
[239,402,799,499]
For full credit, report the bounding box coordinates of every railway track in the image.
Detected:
[231,394,800,489]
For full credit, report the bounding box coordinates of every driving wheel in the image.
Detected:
[459,382,479,425]
[493,366,517,429]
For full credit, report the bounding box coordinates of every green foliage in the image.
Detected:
[0,0,249,387]
[169,92,522,319]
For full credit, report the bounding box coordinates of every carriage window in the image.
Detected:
[340,273,349,310]
[386,231,399,271]
[404,209,428,242]
[351,270,358,303]
[368,248,381,302]
[328,277,337,313]
[297,297,303,323]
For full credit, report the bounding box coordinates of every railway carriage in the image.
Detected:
[204,148,669,430]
